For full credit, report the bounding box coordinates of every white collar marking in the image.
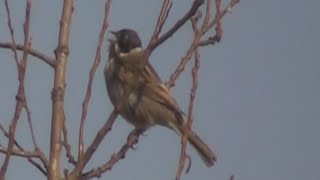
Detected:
[115,44,143,57]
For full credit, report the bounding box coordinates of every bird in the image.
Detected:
[104,28,216,167]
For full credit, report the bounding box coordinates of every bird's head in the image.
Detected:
[110,29,142,54]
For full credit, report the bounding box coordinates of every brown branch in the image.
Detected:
[22,0,32,66]
[25,106,37,150]
[176,17,201,180]
[0,0,32,178]
[144,0,204,60]
[80,129,143,179]
[2,0,19,67]
[167,0,240,88]
[0,42,55,67]
[48,0,74,179]
[25,104,49,172]
[0,146,39,158]
[62,114,76,165]
[202,0,211,31]
[78,0,111,165]
[166,40,197,89]
[214,0,223,42]
[21,2,45,169]
[0,123,47,176]
[148,0,172,49]
[68,109,118,179]
[202,0,240,34]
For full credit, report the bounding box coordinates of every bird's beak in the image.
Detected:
[108,31,117,43]
[110,31,116,36]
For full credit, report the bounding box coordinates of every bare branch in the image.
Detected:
[202,0,240,34]
[0,146,39,158]
[144,0,204,60]
[0,42,55,67]
[176,17,201,180]
[0,123,47,176]
[68,109,118,179]
[81,129,143,180]
[166,41,197,89]
[62,114,76,165]
[48,0,74,179]
[166,0,240,88]
[2,0,19,67]
[0,0,32,178]
[148,0,172,48]
[78,0,111,165]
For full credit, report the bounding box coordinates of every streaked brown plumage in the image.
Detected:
[104,29,216,167]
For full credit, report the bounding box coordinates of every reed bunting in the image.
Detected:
[104,29,216,167]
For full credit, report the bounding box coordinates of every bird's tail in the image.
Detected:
[187,129,217,167]
[171,117,217,167]
[165,110,216,167]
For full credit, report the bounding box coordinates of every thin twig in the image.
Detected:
[2,0,19,67]
[214,0,223,42]
[78,0,111,164]
[22,0,40,160]
[0,42,55,67]
[202,0,240,34]
[144,0,204,60]
[62,113,76,165]
[0,123,47,176]
[81,129,143,179]
[0,0,32,178]
[25,103,48,171]
[166,41,197,89]
[148,0,172,49]
[201,0,211,32]
[167,0,240,88]
[0,146,40,158]
[175,17,201,180]
[69,109,118,178]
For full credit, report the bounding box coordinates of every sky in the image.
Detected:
[0,0,319,180]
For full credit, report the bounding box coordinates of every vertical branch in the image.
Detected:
[48,0,74,179]
[2,0,20,67]
[22,0,39,153]
[214,0,222,42]
[62,113,76,165]
[0,0,32,178]
[176,16,201,180]
[201,0,211,32]
[147,0,172,50]
[78,0,111,164]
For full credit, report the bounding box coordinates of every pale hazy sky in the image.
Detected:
[0,0,319,180]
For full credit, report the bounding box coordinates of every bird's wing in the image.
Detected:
[143,78,184,120]
[115,47,182,117]
[145,62,162,83]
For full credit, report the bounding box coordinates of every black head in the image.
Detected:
[110,29,142,53]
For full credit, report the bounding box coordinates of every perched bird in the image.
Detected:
[104,29,216,167]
